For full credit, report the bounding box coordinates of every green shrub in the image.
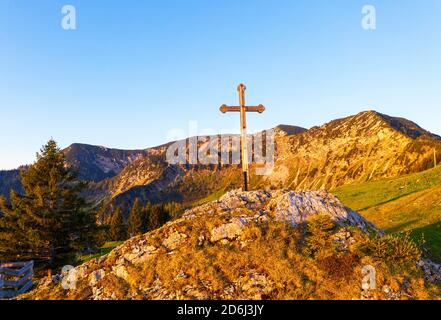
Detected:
[304,215,336,257]
[359,232,422,265]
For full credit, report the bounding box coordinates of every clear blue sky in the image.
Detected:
[1,0,440,169]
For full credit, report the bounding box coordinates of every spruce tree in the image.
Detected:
[0,139,99,265]
[127,198,143,237]
[108,207,127,241]
[141,203,152,233]
[146,204,170,231]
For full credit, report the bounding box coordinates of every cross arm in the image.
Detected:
[245,105,266,113]
[220,104,265,113]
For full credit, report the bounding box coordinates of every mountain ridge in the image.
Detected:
[64,143,150,182]
[263,110,441,190]
[1,111,440,220]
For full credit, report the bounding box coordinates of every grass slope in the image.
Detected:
[333,165,441,261]
[78,241,124,264]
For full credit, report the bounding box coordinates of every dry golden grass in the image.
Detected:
[28,214,441,300]
[135,218,437,299]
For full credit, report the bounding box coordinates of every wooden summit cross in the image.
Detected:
[220,84,265,191]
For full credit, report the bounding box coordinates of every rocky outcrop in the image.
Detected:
[162,230,187,251]
[29,189,384,300]
[210,217,248,243]
[266,190,378,232]
[27,189,436,300]
[418,259,441,283]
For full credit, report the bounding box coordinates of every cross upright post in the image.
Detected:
[220,84,265,191]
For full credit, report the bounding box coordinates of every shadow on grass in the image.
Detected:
[410,222,441,263]
[78,241,123,264]
[356,189,430,212]
[385,219,420,234]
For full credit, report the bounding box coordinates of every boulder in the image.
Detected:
[210,217,248,242]
[162,230,187,251]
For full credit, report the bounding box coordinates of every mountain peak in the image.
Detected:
[351,110,439,140]
[274,124,307,136]
[357,109,381,116]
[63,144,149,182]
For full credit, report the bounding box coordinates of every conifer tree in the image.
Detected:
[108,207,127,241]
[0,139,99,265]
[127,198,143,237]
[146,204,170,231]
[141,203,152,233]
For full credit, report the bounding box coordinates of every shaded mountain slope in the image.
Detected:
[64,143,149,182]
[0,144,149,199]
[0,169,23,201]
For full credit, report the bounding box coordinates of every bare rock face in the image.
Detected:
[29,189,386,300]
[418,259,441,283]
[216,189,378,232]
[267,111,441,190]
[267,190,379,232]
